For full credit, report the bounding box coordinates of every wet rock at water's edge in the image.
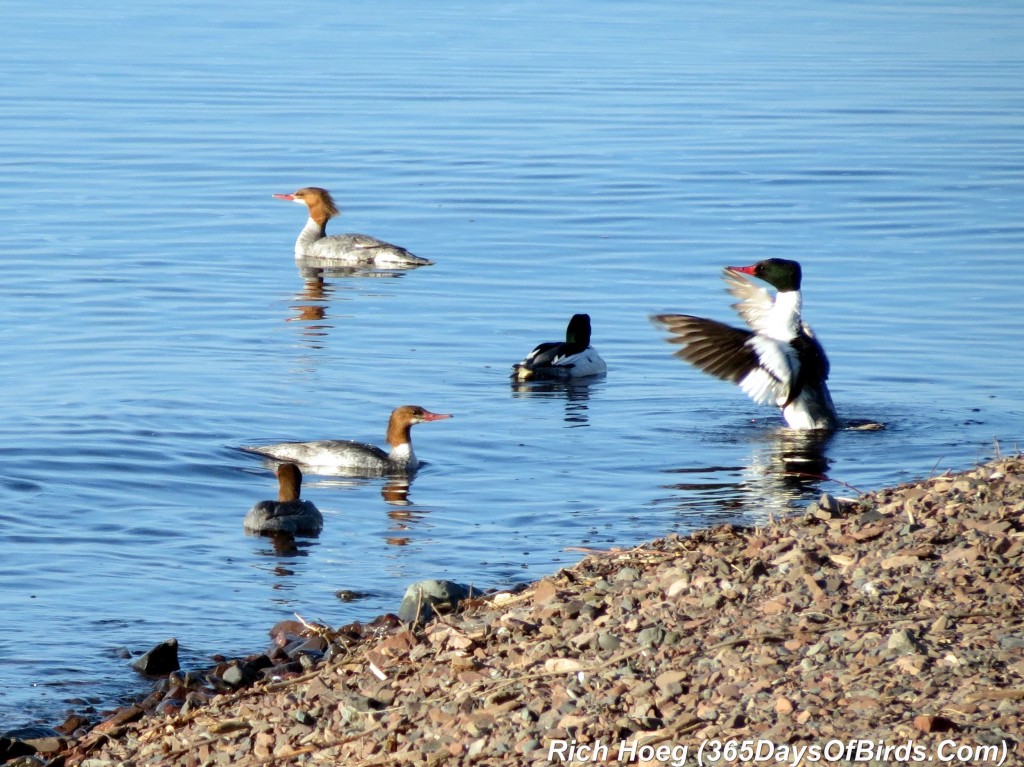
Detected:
[131,638,180,676]
[398,579,473,625]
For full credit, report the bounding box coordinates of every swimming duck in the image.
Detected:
[512,313,607,382]
[241,405,453,475]
[243,463,323,536]
[274,187,432,267]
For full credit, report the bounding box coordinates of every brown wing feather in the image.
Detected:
[652,314,759,383]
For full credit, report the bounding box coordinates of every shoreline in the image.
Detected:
[7,455,1024,766]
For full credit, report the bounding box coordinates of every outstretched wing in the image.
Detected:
[652,313,797,407]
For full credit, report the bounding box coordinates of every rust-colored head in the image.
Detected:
[276,462,303,502]
[385,405,453,446]
[273,187,339,222]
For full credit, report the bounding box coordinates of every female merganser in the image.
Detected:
[241,405,453,475]
[512,313,608,381]
[273,187,433,267]
[243,463,323,536]
[652,258,838,431]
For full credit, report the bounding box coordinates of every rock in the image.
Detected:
[397,579,473,625]
[55,713,90,735]
[93,705,145,734]
[544,658,584,673]
[222,664,254,688]
[131,638,180,676]
[819,493,841,513]
[269,620,307,643]
[597,632,621,651]
[886,629,925,655]
[912,714,958,733]
[1,727,59,742]
[612,567,640,583]
[335,589,370,602]
[637,626,665,647]
[206,719,249,735]
[655,670,688,697]
[220,656,271,689]
[0,737,36,763]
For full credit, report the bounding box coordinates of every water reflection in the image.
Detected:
[381,478,412,506]
[301,475,418,507]
[285,264,424,345]
[248,534,319,592]
[742,428,834,510]
[384,507,431,547]
[296,260,420,280]
[255,532,317,558]
[286,274,333,344]
[510,376,603,427]
[656,428,834,524]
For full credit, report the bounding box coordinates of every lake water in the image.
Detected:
[1,0,1022,730]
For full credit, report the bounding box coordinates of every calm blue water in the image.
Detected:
[1,1,1022,729]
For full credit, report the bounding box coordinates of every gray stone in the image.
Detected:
[819,492,841,513]
[612,567,640,583]
[597,632,621,652]
[887,629,925,655]
[638,626,666,647]
[398,579,473,625]
[293,710,316,726]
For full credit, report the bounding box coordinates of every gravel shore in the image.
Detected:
[11,456,1024,766]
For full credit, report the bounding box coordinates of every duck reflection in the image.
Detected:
[252,467,421,508]
[384,506,432,547]
[250,533,320,580]
[381,477,412,506]
[510,377,602,427]
[296,259,417,280]
[285,265,422,347]
[286,273,334,344]
[657,427,834,524]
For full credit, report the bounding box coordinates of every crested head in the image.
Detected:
[276,462,303,502]
[386,405,454,446]
[564,313,592,346]
[729,258,803,292]
[275,187,339,221]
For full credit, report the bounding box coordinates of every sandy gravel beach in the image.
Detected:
[7,455,1024,767]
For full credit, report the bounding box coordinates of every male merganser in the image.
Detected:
[241,405,453,475]
[243,463,323,536]
[652,258,838,431]
[512,313,608,381]
[273,187,433,267]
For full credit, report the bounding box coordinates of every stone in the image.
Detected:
[912,715,958,733]
[131,638,180,676]
[887,629,925,655]
[597,632,621,652]
[637,626,665,647]
[655,670,688,697]
[397,580,473,625]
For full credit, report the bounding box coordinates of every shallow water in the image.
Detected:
[1,1,1022,729]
